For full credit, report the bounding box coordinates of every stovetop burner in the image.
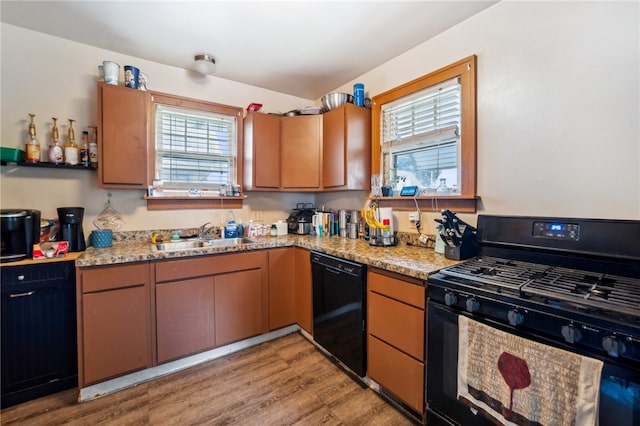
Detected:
[440,256,640,318]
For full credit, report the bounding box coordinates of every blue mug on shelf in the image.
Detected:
[124,65,140,89]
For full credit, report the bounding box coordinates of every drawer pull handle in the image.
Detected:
[9,291,36,298]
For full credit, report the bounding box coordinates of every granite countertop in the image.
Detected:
[77,234,460,280]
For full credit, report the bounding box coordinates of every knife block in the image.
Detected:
[444,229,478,260]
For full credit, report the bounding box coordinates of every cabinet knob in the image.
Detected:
[17,274,25,281]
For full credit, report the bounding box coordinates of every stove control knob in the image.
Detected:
[466,298,480,313]
[561,324,582,344]
[444,292,457,306]
[602,335,626,358]
[507,309,524,327]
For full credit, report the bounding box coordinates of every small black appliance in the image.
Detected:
[287,203,315,235]
[0,209,40,262]
[57,207,86,252]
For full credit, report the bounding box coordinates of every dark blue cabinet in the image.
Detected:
[1,261,77,408]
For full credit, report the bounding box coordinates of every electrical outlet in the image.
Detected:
[408,211,421,228]
[254,210,263,221]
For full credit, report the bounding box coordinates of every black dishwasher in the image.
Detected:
[311,251,366,377]
[1,261,78,408]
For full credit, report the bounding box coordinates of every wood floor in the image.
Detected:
[1,332,418,425]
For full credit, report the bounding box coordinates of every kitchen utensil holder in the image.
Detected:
[444,228,478,260]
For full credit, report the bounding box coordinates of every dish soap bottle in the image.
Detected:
[24,113,41,163]
[48,117,64,164]
[224,211,237,238]
[64,119,79,166]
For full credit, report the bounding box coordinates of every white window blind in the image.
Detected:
[155,104,237,188]
[381,77,461,189]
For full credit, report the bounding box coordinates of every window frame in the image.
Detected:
[148,92,244,195]
[371,55,477,212]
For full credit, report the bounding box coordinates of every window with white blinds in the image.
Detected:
[155,104,237,188]
[381,77,461,191]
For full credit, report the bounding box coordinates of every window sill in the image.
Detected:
[368,195,478,213]
[143,195,246,210]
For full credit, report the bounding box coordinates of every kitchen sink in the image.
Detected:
[151,237,259,252]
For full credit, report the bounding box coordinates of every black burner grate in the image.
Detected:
[440,256,640,317]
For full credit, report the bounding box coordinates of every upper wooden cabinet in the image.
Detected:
[322,103,371,190]
[243,106,370,192]
[97,83,149,189]
[281,115,322,190]
[243,112,281,190]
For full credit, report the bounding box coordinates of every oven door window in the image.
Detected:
[426,303,640,426]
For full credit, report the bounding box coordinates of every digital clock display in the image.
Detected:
[533,221,580,241]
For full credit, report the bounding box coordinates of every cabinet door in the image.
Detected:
[82,286,151,385]
[156,277,215,364]
[281,115,321,189]
[244,112,280,190]
[322,103,371,190]
[268,248,296,330]
[214,269,265,346]
[294,247,313,334]
[322,106,346,188]
[98,83,149,188]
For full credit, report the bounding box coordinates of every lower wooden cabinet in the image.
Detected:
[77,247,316,387]
[215,269,266,346]
[156,277,215,363]
[77,262,152,386]
[367,268,426,414]
[154,251,268,363]
[294,247,313,334]
[268,248,296,330]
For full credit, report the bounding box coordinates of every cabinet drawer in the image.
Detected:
[368,269,425,309]
[155,251,265,283]
[368,291,424,360]
[368,335,424,414]
[81,263,149,293]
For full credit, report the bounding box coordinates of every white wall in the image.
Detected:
[0,23,314,230]
[330,0,640,228]
[2,1,639,237]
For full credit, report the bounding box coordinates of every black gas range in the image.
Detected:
[426,215,640,426]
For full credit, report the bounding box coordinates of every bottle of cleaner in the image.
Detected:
[224,210,237,238]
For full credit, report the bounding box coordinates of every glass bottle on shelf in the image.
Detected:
[64,119,79,166]
[48,117,64,164]
[79,130,90,167]
[436,178,450,195]
[88,126,98,168]
[24,113,41,163]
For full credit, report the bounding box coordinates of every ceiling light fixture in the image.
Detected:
[193,54,216,75]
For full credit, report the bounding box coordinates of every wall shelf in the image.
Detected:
[368,196,479,213]
[1,161,96,171]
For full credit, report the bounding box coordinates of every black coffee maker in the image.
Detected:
[57,207,86,252]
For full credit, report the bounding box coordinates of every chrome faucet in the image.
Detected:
[198,222,212,239]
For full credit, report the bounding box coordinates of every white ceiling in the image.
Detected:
[1,1,497,99]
